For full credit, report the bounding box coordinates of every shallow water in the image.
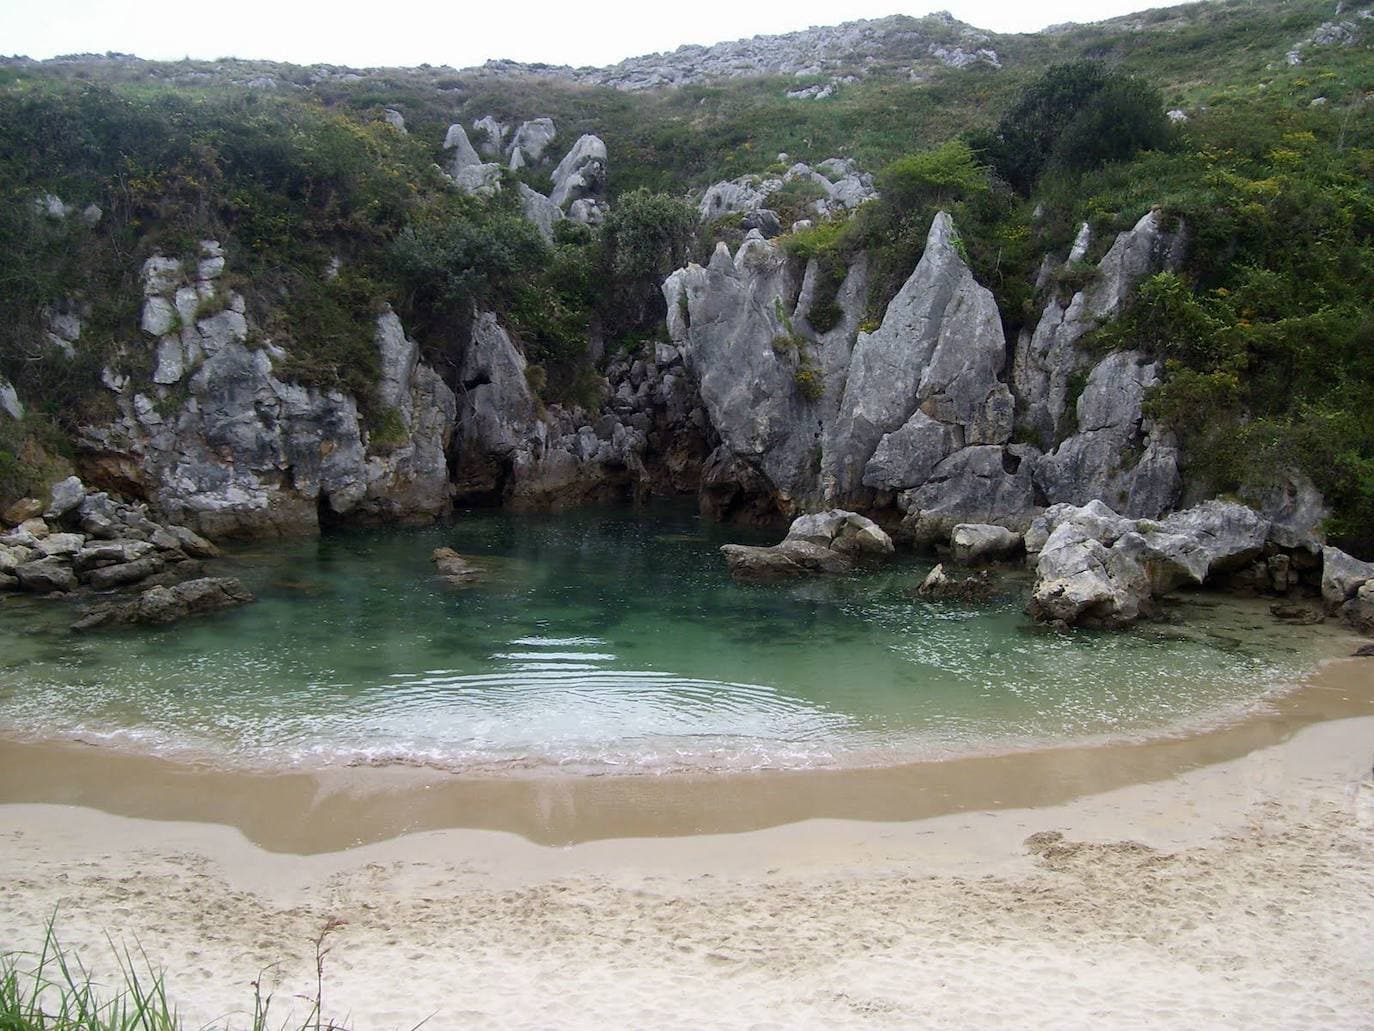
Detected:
[0,503,1339,774]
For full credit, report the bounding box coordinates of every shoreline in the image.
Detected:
[2,706,1372,1027]
[0,646,1369,850]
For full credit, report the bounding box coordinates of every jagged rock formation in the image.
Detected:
[71,577,253,630]
[549,134,609,223]
[665,206,1193,536]
[78,245,456,537]
[1011,211,1186,447]
[477,14,1001,91]
[448,312,709,510]
[699,159,876,223]
[1026,499,1278,628]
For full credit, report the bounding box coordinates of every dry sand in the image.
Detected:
[1,659,1373,1028]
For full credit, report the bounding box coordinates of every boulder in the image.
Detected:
[720,509,893,582]
[43,476,87,521]
[1321,546,1374,607]
[550,135,608,210]
[15,557,77,593]
[86,554,166,589]
[951,524,1022,565]
[443,123,483,173]
[518,183,564,242]
[1026,499,1276,628]
[3,498,42,526]
[71,576,253,630]
[915,562,1001,603]
[74,540,158,570]
[431,546,482,586]
[1342,582,1374,634]
[35,533,85,558]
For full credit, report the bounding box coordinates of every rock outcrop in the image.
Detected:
[549,134,609,222]
[720,509,893,582]
[78,246,456,537]
[1025,498,1306,628]
[699,159,876,223]
[2,476,219,598]
[71,577,253,630]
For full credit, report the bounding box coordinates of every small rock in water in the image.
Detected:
[1354,642,1374,658]
[1269,603,1324,626]
[432,546,483,586]
[915,562,1001,603]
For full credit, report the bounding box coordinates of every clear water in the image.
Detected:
[0,503,1332,774]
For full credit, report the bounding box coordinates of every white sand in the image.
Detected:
[3,707,1373,1029]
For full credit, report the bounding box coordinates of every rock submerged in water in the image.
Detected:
[71,577,253,631]
[721,509,893,582]
[915,562,1001,603]
[431,547,483,587]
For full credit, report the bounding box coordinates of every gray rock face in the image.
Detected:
[509,118,557,165]
[550,135,608,210]
[1033,351,1181,518]
[1321,546,1374,607]
[1027,499,1274,628]
[898,445,1040,544]
[477,14,1000,92]
[44,476,87,520]
[826,212,1012,499]
[80,250,456,537]
[666,211,1030,524]
[71,577,253,631]
[443,123,483,173]
[0,376,22,420]
[1012,210,1187,447]
[698,160,876,223]
[471,115,507,157]
[951,523,1022,565]
[16,557,78,593]
[452,162,503,198]
[517,183,564,243]
[720,509,893,581]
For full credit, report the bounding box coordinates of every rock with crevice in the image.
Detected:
[550,135,608,210]
[1012,210,1187,448]
[1033,350,1181,519]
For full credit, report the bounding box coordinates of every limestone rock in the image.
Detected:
[518,183,564,243]
[825,212,1011,500]
[1012,210,1186,446]
[1034,351,1181,519]
[720,509,892,582]
[915,563,1001,603]
[0,376,24,420]
[443,123,483,173]
[4,498,43,526]
[431,546,482,586]
[71,577,253,630]
[509,117,557,164]
[1321,546,1374,607]
[15,557,77,593]
[898,445,1040,546]
[45,476,87,520]
[550,135,608,210]
[86,554,166,589]
[951,523,1022,565]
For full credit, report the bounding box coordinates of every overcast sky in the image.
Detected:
[3,0,1169,68]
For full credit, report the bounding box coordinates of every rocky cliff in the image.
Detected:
[662,208,1190,539]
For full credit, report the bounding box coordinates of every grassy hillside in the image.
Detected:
[1,0,1372,545]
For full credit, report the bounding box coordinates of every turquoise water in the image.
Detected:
[0,503,1332,774]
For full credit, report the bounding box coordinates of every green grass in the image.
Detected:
[0,919,376,1031]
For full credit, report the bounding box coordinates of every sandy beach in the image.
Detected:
[2,656,1373,1028]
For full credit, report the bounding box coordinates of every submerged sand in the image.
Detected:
[1,656,1372,1027]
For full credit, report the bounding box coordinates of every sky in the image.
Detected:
[1,0,1170,68]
